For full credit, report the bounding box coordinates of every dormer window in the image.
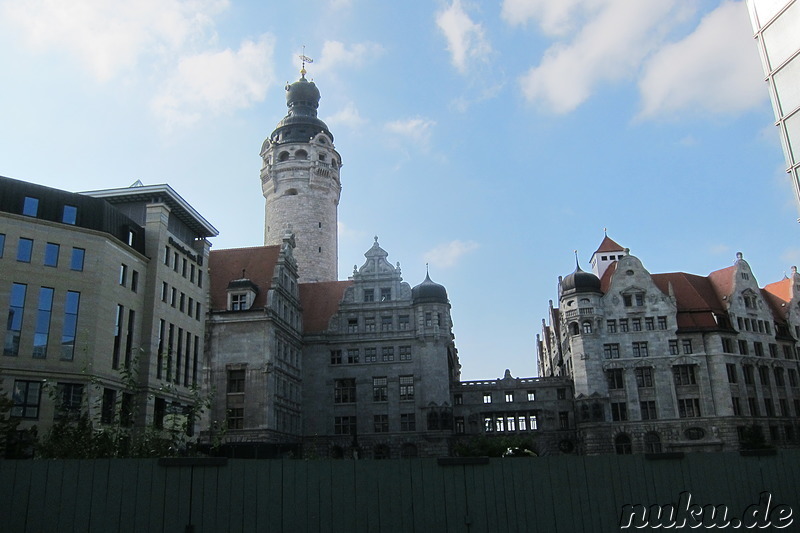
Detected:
[226,278,259,311]
[743,292,757,309]
[230,293,249,311]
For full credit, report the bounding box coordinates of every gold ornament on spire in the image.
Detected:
[299,45,314,78]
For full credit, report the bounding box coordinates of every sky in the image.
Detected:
[0,0,796,381]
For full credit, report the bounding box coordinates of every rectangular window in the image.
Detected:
[195,302,201,320]
[400,413,416,431]
[131,271,139,293]
[173,252,179,272]
[373,414,389,433]
[682,339,693,354]
[754,342,764,357]
[119,264,128,286]
[227,408,244,430]
[17,237,33,262]
[483,392,492,404]
[632,341,649,357]
[120,393,133,427]
[334,416,356,435]
[775,367,786,387]
[347,348,359,364]
[505,391,514,402]
[640,400,657,420]
[673,365,697,386]
[373,377,388,402]
[170,288,177,307]
[330,349,342,364]
[454,393,463,405]
[527,390,535,401]
[164,246,170,266]
[399,375,414,400]
[657,316,667,330]
[722,338,734,353]
[769,344,778,358]
[12,380,42,418]
[743,364,755,385]
[727,363,738,383]
[124,309,135,369]
[635,367,653,388]
[606,320,616,333]
[334,378,356,403]
[635,293,644,306]
[61,291,80,360]
[677,398,701,418]
[669,340,679,355]
[380,315,393,331]
[559,411,569,429]
[22,196,39,217]
[365,347,377,362]
[197,270,203,288]
[347,318,358,333]
[55,383,84,418]
[645,317,654,330]
[425,312,433,327]
[4,283,27,356]
[789,369,798,387]
[529,414,539,430]
[611,402,628,421]
[399,315,410,330]
[623,294,632,307]
[764,398,775,417]
[365,316,376,332]
[112,304,124,369]
[632,318,641,331]
[739,340,749,355]
[607,369,624,389]
[62,205,77,224]
[0,233,4,257]
[179,293,185,313]
[759,366,770,386]
[399,345,411,361]
[44,243,59,267]
[619,319,629,332]
[603,343,620,359]
[192,335,199,387]
[380,288,391,301]
[101,388,116,424]
[32,287,54,358]
[227,369,245,393]
[363,289,374,302]
[175,327,183,385]
[381,346,394,362]
[732,396,741,416]
[557,388,566,400]
[69,248,85,271]
[182,258,187,278]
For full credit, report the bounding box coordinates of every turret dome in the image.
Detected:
[562,265,601,294]
[269,73,332,144]
[412,273,449,304]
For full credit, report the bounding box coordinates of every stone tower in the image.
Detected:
[260,69,342,283]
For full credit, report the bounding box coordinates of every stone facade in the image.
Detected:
[538,235,800,455]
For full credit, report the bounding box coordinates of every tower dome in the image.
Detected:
[412,273,449,304]
[561,265,601,294]
[269,74,332,144]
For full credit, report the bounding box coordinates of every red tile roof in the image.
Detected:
[599,261,617,293]
[300,281,353,333]
[707,265,736,304]
[594,235,624,254]
[652,272,727,331]
[208,246,280,311]
[764,277,792,304]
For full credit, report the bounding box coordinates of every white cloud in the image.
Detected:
[518,0,683,113]
[436,0,492,74]
[151,35,275,129]
[638,1,767,119]
[709,243,731,255]
[424,240,480,269]
[2,0,227,82]
[326,102,366,129]
[385,117,436,146]
[315,40,384,74]
[501,0,602,36]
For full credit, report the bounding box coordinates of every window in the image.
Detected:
[363,289,374,302]
[17,237,33,262]
[754,342,764,357]
[227,408,244,430]
[400,375,414,400]
[607,369,624,389]
[12,380,42,418]
[365,316,376,332]
[120,393,134,427]
[673,365,697,386]
[669,340,679,355]
[678,398,701,418]
[227,369,245,393]
[373,414,389,433]
[400,413,416,431]
[775,367,786,387]
[611,402,628,421]
[559,411,570,429]
[603,343,620,359]
[769,344,778,358]
[381,316,393,331]
[790,369,799,387]
[645,317,654,330]
[32,287,54,358]
[170,288,177,307]
[743,365,755,385]
[62,205,77,224]
[373,377,387,402]
[22,196,39,216]
[619,319,629,332]
[527,390,535,401]
[759,366,770,386]
[722,338,734,353]
[66,247,85,271]
[347,318,358,333]
[582,321,593,333]
[739,340,749,355]
[334,416,356,435]
[764,398,775,417]
[119,264,128,286]
[131,271,138,293]
[334,378,356,403]
[330,349,342,364]
[530,414,539,430]
[657,316,667,330]
[606,320,616,333]
[346,348,359,364]
[632,318,641,331]
[173,252,179,272]
[732,397,742,415]
[101,388,116,424]
[505,391,514,402]
[635,367,653,388]
[0,233,4,257]
[380,288,391,301]
[399,345,411,361]
[623,294,632,307]
[632,342,649,357]
[60,291,80,360]
[727,363,738,383]
[56,383,84,418]
[43,243,59,267]
[4,283,27,356]
[112,304,124,369]
[365,348,377,362]
[641,401,657,420]
[483,392,492,404]
[783,345,795,359]
[399,315,410,330]
[644,432,662,453]
[635,293,644,306]
[557,388,566,400]
[682,339,693,354]
[382,346,394,362]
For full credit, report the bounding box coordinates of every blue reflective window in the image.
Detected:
[17,238,32,262]
[22,197,39,216]
[62,205,78,225]
[44,243,59,267]
[70,248,85,271]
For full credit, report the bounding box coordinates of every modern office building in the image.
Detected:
[746,0,800,216]
[0,176,217,447]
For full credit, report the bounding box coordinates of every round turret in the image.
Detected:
[269,75,332,144]
[412,273,449,304]
[561,265,601,294]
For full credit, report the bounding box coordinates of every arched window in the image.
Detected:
[615,433,632,455]
[294,149,308,160]
[582,321,593,334]
[580,404,590,421]
[644,432,662,454]
[570,322,579,336]
[278,151,290,162]
[400,443,418,458]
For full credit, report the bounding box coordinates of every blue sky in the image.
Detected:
[0,0,795,381]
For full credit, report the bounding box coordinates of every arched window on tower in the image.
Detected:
[278,151,290,162]
[570,322,579,336]
[582,321,593,334]
[294,149,308,160]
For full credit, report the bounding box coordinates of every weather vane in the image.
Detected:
[299,45,313,77]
